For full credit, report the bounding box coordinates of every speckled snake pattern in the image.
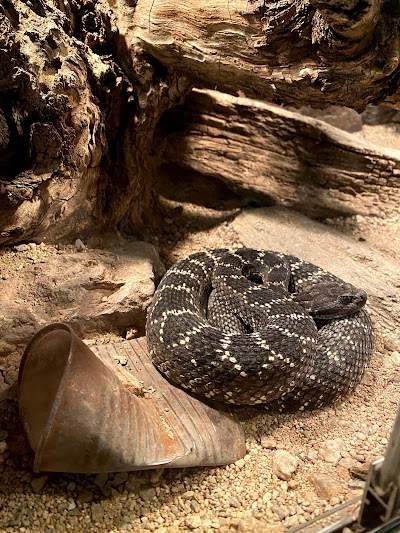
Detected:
[146,249,374,409]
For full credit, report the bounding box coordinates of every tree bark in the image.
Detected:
[1,0,400,245]
[0,0,189,245]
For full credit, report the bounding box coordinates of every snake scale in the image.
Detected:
[146,248,374,410]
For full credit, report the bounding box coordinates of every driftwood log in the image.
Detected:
[1,0,400,244]
[160,89,400,219]
[132,0,400,109]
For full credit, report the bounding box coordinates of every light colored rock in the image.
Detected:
[273,450,299,481]
[182,490,195,499]
[310,473,344,499]
[307,449,318,461]
[338,457,356,470]
[185,515,202,529]
[0,241,165,353]
[284,514,302,528]
[235,458,246,469]
[318,439,345,464]
[260,437,277,449]
[191,500,201,512]
[348,479,365,489]
[15,244,30,252]
[67,500,76,511]
[74,238,86,252]
[229,497,241,508]
[384,333,400,352]
[272,505,289,520]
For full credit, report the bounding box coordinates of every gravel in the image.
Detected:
[0,333,397,531]
[1,177,399,531]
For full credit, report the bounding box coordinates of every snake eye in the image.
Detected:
[339,294,354,305]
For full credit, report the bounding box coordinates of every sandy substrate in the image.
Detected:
[1,122,400,533]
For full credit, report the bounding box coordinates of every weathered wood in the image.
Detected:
[0,0,190,245]
[2,0,400,245]
[161,89,400,218]
[131,0,400,110]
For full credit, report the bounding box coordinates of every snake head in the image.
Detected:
[293,281,367,319]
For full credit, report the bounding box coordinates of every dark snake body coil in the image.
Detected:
[146,249,374,409]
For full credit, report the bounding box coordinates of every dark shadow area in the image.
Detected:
[156,163,275,212]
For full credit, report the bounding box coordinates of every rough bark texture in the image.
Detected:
[1,0,400,244]
[0,0,190,245]
[160,89,400,218]
[132,0,400,109]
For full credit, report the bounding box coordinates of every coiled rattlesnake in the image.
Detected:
[146,249,374,409]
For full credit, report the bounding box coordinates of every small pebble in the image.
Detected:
[94,473,108,488]
[185,515,202,529]
[67,500,76,511]
[74,239,86,252]
[273,450,299,481]
[235,458,246,469]
[191,500,201,512]
[261,437,277,449]
[113,471,128,486]
[318,439,345,465]
[138,485,156,501]
[31,476,48,493]
[91,503,104,523]
[338,457,355,470]
[230,497,241,508]
[384,333,400,352]
[348,479,365,489]
[149,468,164,484]
[310,473,344,499]
[182,490,195,499]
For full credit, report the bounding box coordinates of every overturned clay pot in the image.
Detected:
[18,323,245,473]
